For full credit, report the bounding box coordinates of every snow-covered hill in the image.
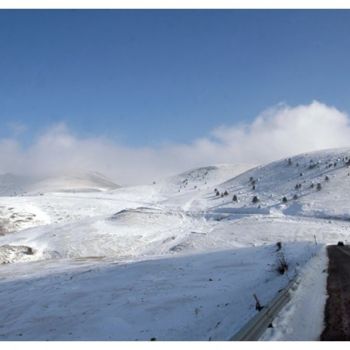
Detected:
[27,172,120,194]
[0,164,251,235]
[153,163,254,211]
[0,150,349,340]
[203,148,350,220]
[155,164,255,194]
[0,172,119,196]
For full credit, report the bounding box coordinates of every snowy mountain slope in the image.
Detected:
[154,164,254,195]
[1,197,347,265]
[151,164,254,211]
[27,172,120,194]
[0,185,163,235]
[0,172,121,234]
[3,150,349,264]
[0,207,200,262]
[202,148,350,219]
[1,150,350,340]
[0,165,250,235]
[0,172,119,197]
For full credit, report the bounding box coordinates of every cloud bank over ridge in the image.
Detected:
[1,101,350,185]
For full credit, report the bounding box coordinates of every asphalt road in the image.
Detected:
[321,245,350,340]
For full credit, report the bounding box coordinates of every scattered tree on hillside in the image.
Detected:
[300,173,303,177]
[317,183,322,191]
[282,196,288,203]
[277,254,289,275]
[252,195,259,204]
[293,194,298,200]
[288,158,292,166]
[310,183,315,188]
[223,190,229,196]
[252,185,256,190]
[232,194,238,202]
[325,175,329,182]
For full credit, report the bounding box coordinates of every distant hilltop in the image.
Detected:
[0,171,120,196]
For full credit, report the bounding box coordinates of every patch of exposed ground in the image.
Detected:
[0,245,34,264]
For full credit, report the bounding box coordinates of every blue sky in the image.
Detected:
[1,9,350,148]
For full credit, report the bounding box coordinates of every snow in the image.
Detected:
[0,242,319,340]
[0,150,349,340]
[27,172,120,194]
[261,246,328,341]
[0,200,50,234]
[0,171,119,197]
[206,148,350,220]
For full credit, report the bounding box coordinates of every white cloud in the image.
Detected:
[209,101,350,164]
[1,101,350,185]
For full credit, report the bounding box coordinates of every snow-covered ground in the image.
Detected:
[261,247,328,341]
[0,150,349,340]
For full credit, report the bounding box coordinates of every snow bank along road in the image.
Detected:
[1,149,350,340]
